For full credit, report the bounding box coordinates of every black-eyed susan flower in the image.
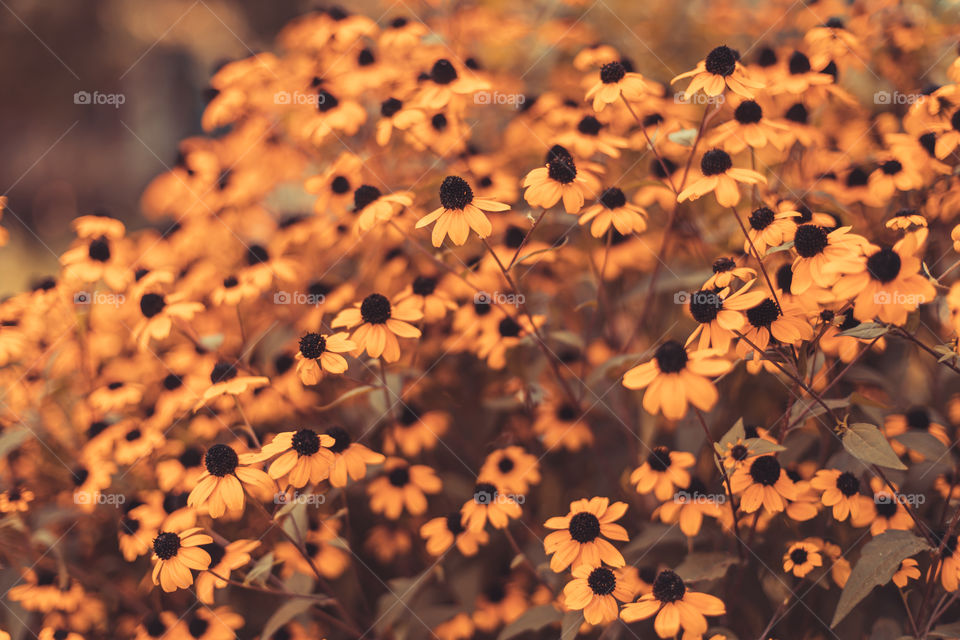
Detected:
[789,224,867,294]
[544,497,628,572]
[810,469,872,522]
[685,280,768,354]
[783,541,823,578]
[585,61,648,112]
[744,205,797,254]
[415,175,509,247]
[382,403,449,457]
[420,511,489,556]
[709,99,789,153]
[563,565,637,625]
[622,341,731,420]
[367,458,442,519]
[654,478,724,537]
[578,187,647,237]
[242,428,335,488]
[730,455,798,513]
[620,569,726,639]
[677,148,766,208]
[672,45,762,99]
[294,331,355,385]
[187,444,276,518]
[331,292,422,362]
[150,527,212,592]
[351,185,414,233]
[629,446,696,501]
[0,486,34,512]
[195,539,258,604]
[893,558,921,588]
[522,145,599,214]
[461,482,522,531]
[703,256,756,289]
[193,361,269,411]
[478,446,541,496]
[324,426,385,487]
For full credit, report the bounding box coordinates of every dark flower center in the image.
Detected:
[188,617,209,638]
[72,466,89,486]
[430,59,458,84]
[431,113,447,131]
[746,298,781,328]
[689,289,722,324]
[652,570,686,602]
[210,361,237,384]
[144,615,167,637]
[380,98,403,119]
[354,185,381,211]
[648,446,672,472]
[180,447,203,467]
[125,428,142,442]
[204,444,239,476]
[788,51,811,74]
[730,444,749,460]
[578,116,603,135]
[474,482,498,504]
[846,166,869,187]
[357,48,375,66]
[222,276,238,288]
[88,237,111,262]
[734,100,763,124]
[906,407,931,430]
[600,187,626,209]
[557,404,577,421]
[790,548,808,564]
[140,293,166,318]
[398,404,420,426]
[588,567,616,595]
[360,293,391,324]
[776,264,793,292]
[412,276,437,296]
[713,257,735,273]
[785,103,808,124]
[875,495,899,517]
[153,532,181,560]
[388,467,410,487]
[568,512,601,542]
[292,429,321,456]
[836,472,860,496]
[866,247,901,283]
[794,224,829,257]
[331,175,351,194]
[881,160,902,175]
[701,149,732,176]
[299,333,327,359]
[654,340,687,373]
[445,512,465,535]
[756,47,777,67]
[547,145,577,184]
[202,541,227,567]
[749,207,775,230]
[705,45,738,76]
[600,61,626,84]
[652,157,678,178]
[439,176,474,210]
[316,90,339,112]
[498,317,522,338]
[247,245,269,265]
[497,456,515,473]
[749,455,781,485]
[919,133,937,157]
[326,427,351,453]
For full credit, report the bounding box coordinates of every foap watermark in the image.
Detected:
[274,491,327,506]
[875,492,925,507]
[274,290,326,306]
[672,490,727,505]
[74,91,126,108]
[74,291,125,307]
[874,91,924,106]
[674,290,719,305]
[274,90,327,106]
[472,488,525,505]
[873,291,928,305]
[474,291,525,307]
[75,492,126,506]
[674,92,725,105]
[474,91,526,108]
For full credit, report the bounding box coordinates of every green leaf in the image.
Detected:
[497,605,563,640]
[838,322,888,339]
[831,530,930,627]
[674,552,737,582]
[841,423,907,470]
[744,437,786,456]
[895,431,948,461]
[717,418,745,450]
[667,128,697,146]
[260,597,313,640]
[244,551,275,585]
[280,502,309,544]
[560,611,583,640]
[765,241,794,255]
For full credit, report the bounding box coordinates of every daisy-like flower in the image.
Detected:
[893,558,921,588]
[375,97,425,146]
[324,426,385,487]
[672,45,763,99]
[522,145,599,214]
[242,428,335,488]
[578,187,647,237]
[331,292,423,362]
[0,486,34,512]
[478,446,541,496]
[703,256,756,289]
[677,148,766,208]
[722,439,756,470]
[585,61,648,112]
[655,478,724,537]
[926,108,960,158]
[415,175,509,246]
[394,275,456,323]
[620,569,726,639]
[789,224,867,294]
[831,234,936,325]
[853,477,915,536]
[783,541,823,578]
[708,99,789,153]
[543,497,629,572]
[193,361,270,411]
[187,444,276,518]
[622,340,732,420]
[415,58,489,110]
[195,539,258,604]
[735,297,814,359]
[730,455,798,513]
[294,332,355,385]
[743,205,797,254]
[629,446,696,501]
[420,512,489,556]
[774,51,834,94]
[564,565,637,625]
[685,280,768,354]
[150,527,212,592]
[868,157,924,201]
[939,531,960,591]
[133,291,204,349]
[810,469,871,522]
[351,185,414,233]
[367,458,442,519]
[461,482,522,531]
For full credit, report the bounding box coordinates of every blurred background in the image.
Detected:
[0,0,323,294]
